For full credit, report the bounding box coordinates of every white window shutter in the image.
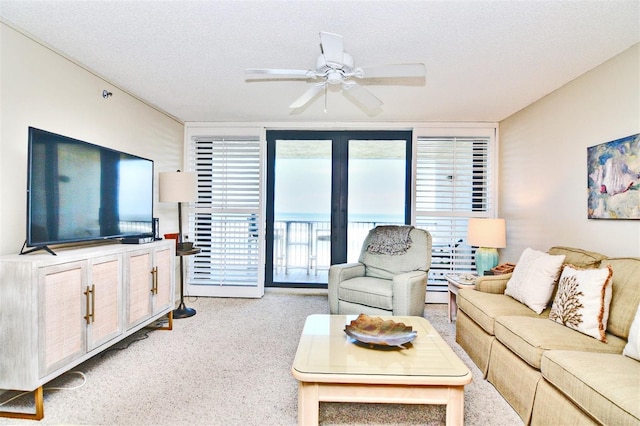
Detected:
[186,132,264,298]
[414,134,496,294]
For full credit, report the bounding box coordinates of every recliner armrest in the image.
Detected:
[475,273,512,294]
[392,270,426,284]
[330,262,366,281]
[391,270,428,316]
[328,262,366,314]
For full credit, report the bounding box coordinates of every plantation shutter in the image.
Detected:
[414,130,496,297]
[185,130,264,298]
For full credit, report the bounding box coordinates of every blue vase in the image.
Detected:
[475,247,498,276]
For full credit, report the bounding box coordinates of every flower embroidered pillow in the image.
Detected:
[504,248,566,314]
[549,264,613,342]
[622,305,640,361]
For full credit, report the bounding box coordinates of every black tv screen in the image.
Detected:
[26,127,154,249]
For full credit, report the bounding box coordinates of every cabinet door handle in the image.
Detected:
[84,286,92,325]
[150,266,158,294]
[90,284,96,323]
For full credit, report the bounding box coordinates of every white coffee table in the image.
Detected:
[291,314,472,425]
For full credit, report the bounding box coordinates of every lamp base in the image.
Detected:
[475,247,499,276]
[173,303,196,319]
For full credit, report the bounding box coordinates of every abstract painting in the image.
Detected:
[587,133,640,219]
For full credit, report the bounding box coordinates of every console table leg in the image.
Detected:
[149,311,173,331]
[0,386,44,420]
[160,310,174,330]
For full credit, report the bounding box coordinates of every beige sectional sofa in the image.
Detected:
[455,246,640,425]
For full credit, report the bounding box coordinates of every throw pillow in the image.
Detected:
[504,248,566,314]
[549,264,613,342]
[622,304,640,361]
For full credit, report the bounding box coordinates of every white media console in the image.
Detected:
[0,240,175,420]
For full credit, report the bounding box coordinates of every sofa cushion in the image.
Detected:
[623,304,640,361]
[602,257,640,340]
[494,316,626,369]
[548,246,607,268]
[549,264,613,342]
[541,350,640,425]
[337,276,393,310]
[457,289,547,336]
[505,248,565,314]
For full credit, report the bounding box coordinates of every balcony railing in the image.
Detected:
[272,220,474,287]
[273,220,390,280]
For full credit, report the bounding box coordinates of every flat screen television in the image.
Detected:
[24,127,154,254]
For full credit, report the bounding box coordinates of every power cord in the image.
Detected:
[0,371,87,407]
[100,330,150,357]
[101,315,174,357]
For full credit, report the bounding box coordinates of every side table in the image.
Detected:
[174,246,201,318]
[445,274,477,322]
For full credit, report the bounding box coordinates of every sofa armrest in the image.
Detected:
[328,263,365,313]
[475,273,512,294]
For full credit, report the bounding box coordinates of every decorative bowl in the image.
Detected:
[344,313,417,349]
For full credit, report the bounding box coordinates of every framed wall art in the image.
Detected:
[587,133,639,219]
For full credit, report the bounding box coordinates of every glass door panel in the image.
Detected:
[347,140,407,261]
[274,140,332,283]
[266,130,411,287]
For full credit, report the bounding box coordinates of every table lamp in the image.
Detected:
[467,218,506,276]
[159,170,198,318]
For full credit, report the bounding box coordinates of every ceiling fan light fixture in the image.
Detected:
[316,52,354,74]
[326,70,343,85]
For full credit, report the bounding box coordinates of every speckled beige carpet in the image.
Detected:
[0,289,522,425]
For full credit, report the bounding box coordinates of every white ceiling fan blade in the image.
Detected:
[357,63,426,79]
[289,83,326,109]
[319,32,344,67]
[341,81,383,110]
[245,68,316,79]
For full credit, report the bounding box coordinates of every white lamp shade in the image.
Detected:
[159,171,198,203]
[467,218,506,248]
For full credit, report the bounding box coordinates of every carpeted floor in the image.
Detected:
[0,289,522,425]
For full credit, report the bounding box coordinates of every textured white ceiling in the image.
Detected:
[1,0,638,123]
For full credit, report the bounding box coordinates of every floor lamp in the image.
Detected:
[467,218,506,276]
[159,170,198,318]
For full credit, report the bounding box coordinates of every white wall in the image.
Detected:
[0,23,184,256]
[499,43,640,261]
[4,20,637,261]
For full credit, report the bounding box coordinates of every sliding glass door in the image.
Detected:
[266,130,411,287]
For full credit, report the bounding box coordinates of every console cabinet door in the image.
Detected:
[152,246,173,314]
[86,255,122,351]
[125,250,153,329]
[39,261,86,377]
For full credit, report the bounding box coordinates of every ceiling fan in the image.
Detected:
[245,31,426,112]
